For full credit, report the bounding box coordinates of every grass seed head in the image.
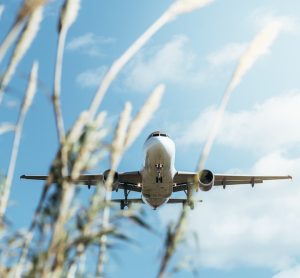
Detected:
[58,0,80,33]
[125,84,165,149]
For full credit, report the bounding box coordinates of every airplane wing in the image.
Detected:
[214,174,292,188]
[173,171,292,192]
[20,171,142,192]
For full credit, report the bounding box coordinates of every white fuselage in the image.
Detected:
[141,135,176,209]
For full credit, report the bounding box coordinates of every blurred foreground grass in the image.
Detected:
[0,1,284,277]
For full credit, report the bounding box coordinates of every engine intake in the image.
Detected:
[199,169,214,191]
[103,169,119,191]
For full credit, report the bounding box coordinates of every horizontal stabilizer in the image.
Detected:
[111,198,202,204]
[111,198,143,204]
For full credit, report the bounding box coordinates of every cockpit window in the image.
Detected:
[147,131,168,140]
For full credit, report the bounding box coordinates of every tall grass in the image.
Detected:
[0,0,284,277]
[157,19,284,278]
[0,0,215,277]
[0,61,38,221]
[0,6,44,104]
[0,0,45,65]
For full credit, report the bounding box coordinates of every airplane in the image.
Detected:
[21,131,292,210]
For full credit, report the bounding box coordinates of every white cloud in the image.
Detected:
[179,91,300,152]
[207,42,247,67]
[76,66,107,89]
[4,99,19,108]
[273,265,300,278]
[159,151,300,271]
[124,35,205,92]
[249,10,299,34]
[252,151,299,175]
[123,12,297,93]
[67,33,115,57]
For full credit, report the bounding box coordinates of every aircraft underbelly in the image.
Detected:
[142,181,173,197]
[142,181,173,208]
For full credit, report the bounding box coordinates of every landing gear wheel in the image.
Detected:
[120,188,130,210]
[120,200,125,210]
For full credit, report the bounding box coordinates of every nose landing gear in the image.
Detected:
[156,176,163,183]
[155,163,163,183]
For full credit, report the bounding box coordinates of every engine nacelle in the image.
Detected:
[199,169,214,191]
[103,169,119,191]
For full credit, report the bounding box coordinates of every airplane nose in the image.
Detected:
[149,137,170,151]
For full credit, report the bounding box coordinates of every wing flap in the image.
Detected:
[119,171,142,184]
[173,171,196,184]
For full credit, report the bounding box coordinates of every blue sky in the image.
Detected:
[1,0,300,277]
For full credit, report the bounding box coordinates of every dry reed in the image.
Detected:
[0,123,15,135]
[0,24,22,65]
[111,102,132,170]
[16,0,46,23]
[0,61,38,222]
[0,1,259,277]
[0,0,46,65]
[124,84,165,149]
[53,0,81,143]
[196,20,283,172]
[0,7,43,104]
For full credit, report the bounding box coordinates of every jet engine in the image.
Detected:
[103,169,119,191]
[199,169,214,191]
